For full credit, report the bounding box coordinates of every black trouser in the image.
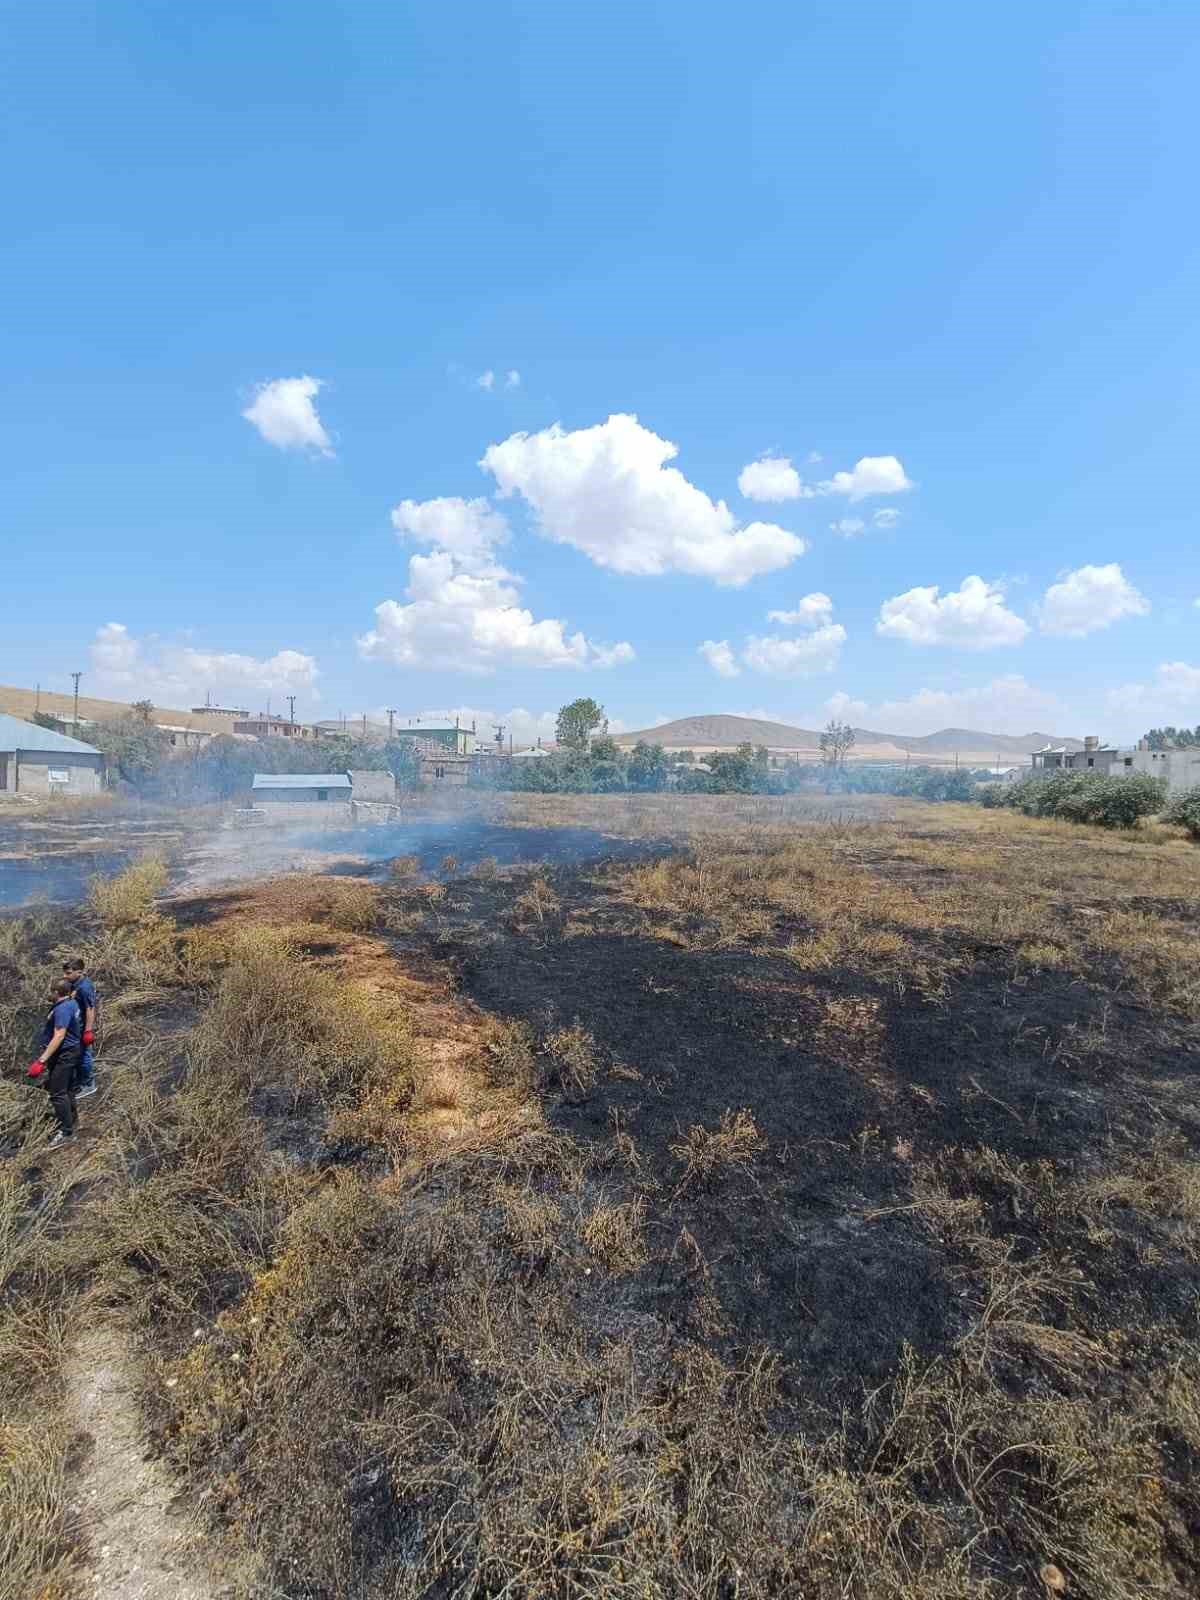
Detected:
[43,1046,79,1136]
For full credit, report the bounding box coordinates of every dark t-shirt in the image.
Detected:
[73,975,97,1025]
[40,998,81,1055]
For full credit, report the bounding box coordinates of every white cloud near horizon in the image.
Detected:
[822,674,1070,738]
[1037,563,1150,637]
[1106,661,1200,729]
[241,376,333,455]
[739,451,914,504]
[361,493,634,675]
[90,623,320,709]
[482,414,807,586]
[877,575,1028,649]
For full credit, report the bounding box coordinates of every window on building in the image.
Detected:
[435,765,445,779]
[317,788,328,801]
[1087,758,1094,768]
[1124,758,1133,768]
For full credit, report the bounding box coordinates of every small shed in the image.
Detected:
[0,714,105,796]
[251,773,352,803]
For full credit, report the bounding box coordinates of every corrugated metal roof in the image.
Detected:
[251,772,352,789]
[0,713,102,756]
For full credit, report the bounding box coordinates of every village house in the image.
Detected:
[0,714,105,797]
[1032,735,1200,795]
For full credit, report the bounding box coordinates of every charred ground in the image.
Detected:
[3,795,1200,1600]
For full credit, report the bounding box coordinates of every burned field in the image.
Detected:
[4,797,1200,1599]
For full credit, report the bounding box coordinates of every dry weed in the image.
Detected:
[671,1108,764,1195]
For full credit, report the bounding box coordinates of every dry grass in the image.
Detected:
[6,794,1200,1596]
[671,1107,764,1194]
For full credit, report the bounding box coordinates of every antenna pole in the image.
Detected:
[70,672,82,735]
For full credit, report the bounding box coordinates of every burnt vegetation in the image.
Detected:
[3,794,1200,1598]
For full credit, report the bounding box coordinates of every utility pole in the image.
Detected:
[493,723,505,752]
[70,672,82,736]
[286,694,296,729]
[386,708,397,740]
[35,683,41,715]
[362,712,367,737]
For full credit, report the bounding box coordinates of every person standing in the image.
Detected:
[28,978,82,1150]
[64,958,98,1099]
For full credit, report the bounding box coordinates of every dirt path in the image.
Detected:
[66,1328,221,1600]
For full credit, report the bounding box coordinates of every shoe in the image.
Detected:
[46,1131,76,1151]
[76,1084,97,1100]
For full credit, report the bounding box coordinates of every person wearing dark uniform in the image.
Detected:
[28,978,82,1150]
[64,958,98,1098]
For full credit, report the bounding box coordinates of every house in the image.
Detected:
[399,737,471,786]
[234,717,315,741]
[391,721,475,756]
[1032,735,1199,795]
[0,714,105,796]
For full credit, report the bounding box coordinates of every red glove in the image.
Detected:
[27,1060,45,1079]
[82,1031,95,1047]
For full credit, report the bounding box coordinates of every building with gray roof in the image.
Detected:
[0,714,105,798]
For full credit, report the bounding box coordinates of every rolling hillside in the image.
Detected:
[0,684,242,736]
[616,714,1082,763]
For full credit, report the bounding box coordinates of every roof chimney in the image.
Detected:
[1084,735,1100,751]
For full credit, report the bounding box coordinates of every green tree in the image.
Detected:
[32,711,62,732]
[820,719,856,768]
[628,740,667,792]
[131,699,156,724]
[89,716,172,790]
[556,698,607,751]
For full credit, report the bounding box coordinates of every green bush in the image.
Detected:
[1163,786,1200,840]
[999,771,1165,829]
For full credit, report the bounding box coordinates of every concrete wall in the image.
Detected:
[5,752,104,796]
[348,769,396,802]
[255,786,351,803]
[247,800,353,827]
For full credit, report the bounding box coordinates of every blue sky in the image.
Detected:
[4,1,1199,743]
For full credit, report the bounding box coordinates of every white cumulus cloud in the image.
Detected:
[830,518,866,538]
[742,624,847,677]
[241,376,332,455]
[737,455,802,503]
[700,595,845,679]
[391,496,510,565]
[90,623,319,708]
[818,455,913,501]
[1037,563,1150,637]
[358,550,632,676]
[877,576,1028,649]
[699,640,741,678]
[768,592,834,627]
[476,370,496,391]
[873,508,901,529]
[505,370,521,389]
[481,414,807,586]
[739,451,914,505]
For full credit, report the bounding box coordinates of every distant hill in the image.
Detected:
[0,684,242,736]
[615,714,1082,762]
